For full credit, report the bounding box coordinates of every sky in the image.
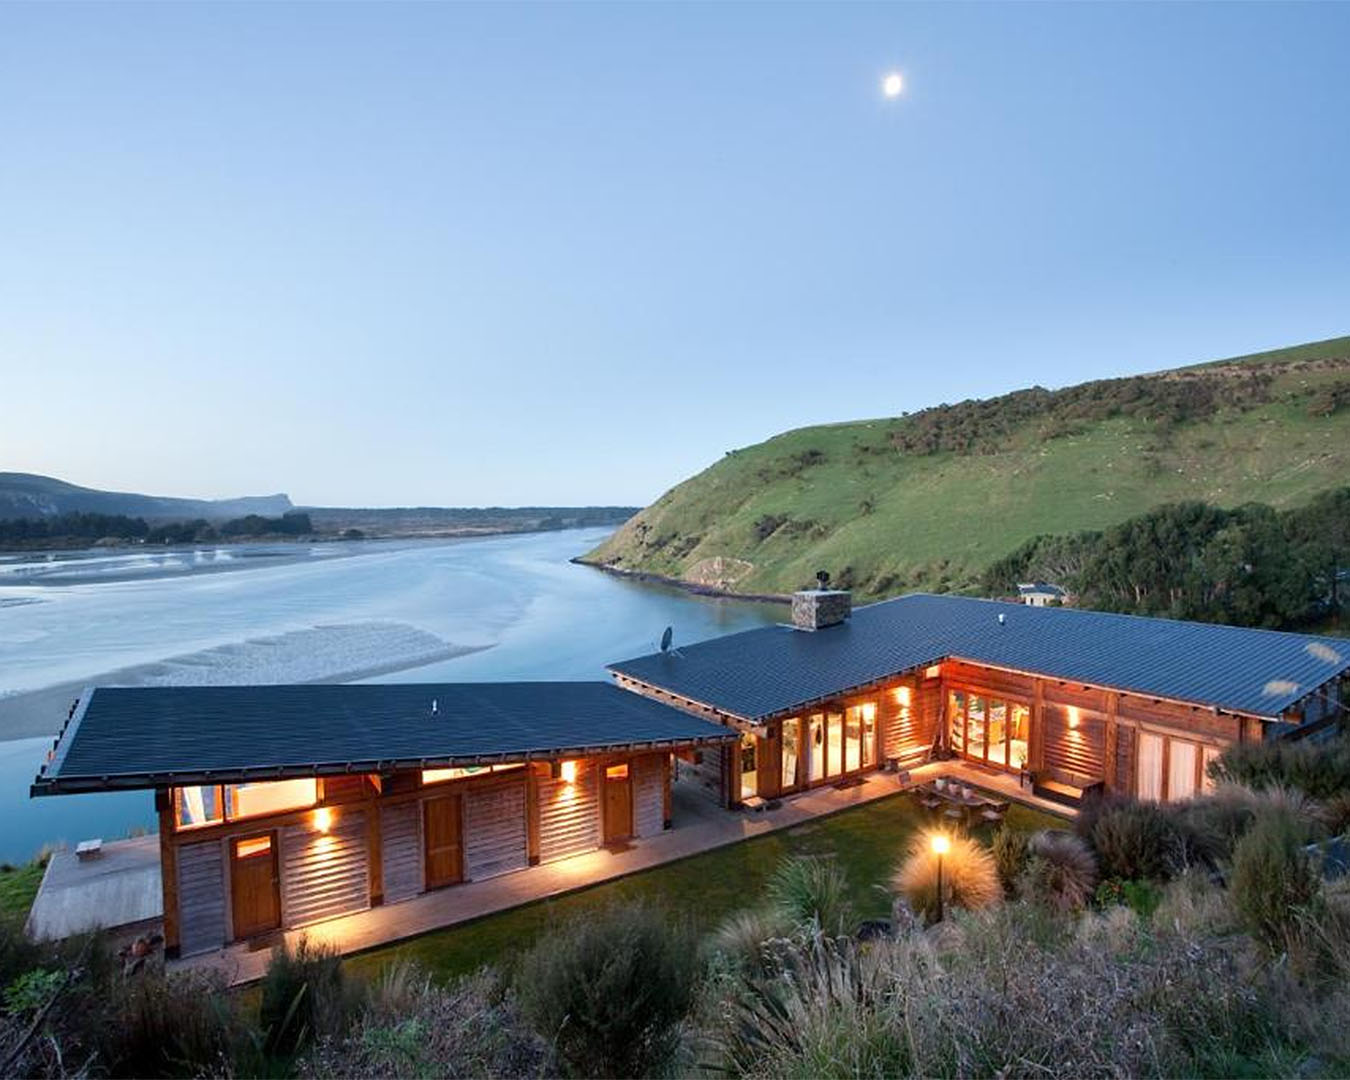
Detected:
[1,2,1347,509]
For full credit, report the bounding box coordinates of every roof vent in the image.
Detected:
[791,586,852,631]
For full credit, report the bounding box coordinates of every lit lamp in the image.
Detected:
[931,832,950,923]
[314,807,332,833]
[552,760,577,784]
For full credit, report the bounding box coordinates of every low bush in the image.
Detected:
[93,968,251,1078]
[301,966,551,1079]
[991,827,1029,897]
[514,902,698,1078]
[260,937,360,1058]
[1231,811,1322,953]
[1170,787,1260,866]
[1091,800,1186,880]
[1210,737,1350,801]
[709,908,795,978]
[766,856,853,934]
[1023,830,1098,913]
[893,833,1001,923]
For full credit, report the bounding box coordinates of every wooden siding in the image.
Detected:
[885,677,940,762]
[280,810,370,929]
[464,776,529,880]
[321,775,368,804]
[538,760,600,864]
[178,839,226,956]
[634,754,665,838]
[1041,702,1106,779]
[1114,723,1137,793]
[379,801,423,904]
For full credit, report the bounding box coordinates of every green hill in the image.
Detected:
[583,336,1350,600]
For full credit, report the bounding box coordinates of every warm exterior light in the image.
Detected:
[560,760,577,784]
[895,686,911,706]
[314,807,332,833]
[925,665,941,680]
[930,833,950,856]
[1067,707,1080,730]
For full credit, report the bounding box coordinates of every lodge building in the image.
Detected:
[31,590,1350,958]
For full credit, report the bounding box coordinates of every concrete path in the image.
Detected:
[175,762,1071,986]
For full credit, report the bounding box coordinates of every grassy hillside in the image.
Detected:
[584,336,1350,599]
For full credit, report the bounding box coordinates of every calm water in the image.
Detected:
[0,529,782,862]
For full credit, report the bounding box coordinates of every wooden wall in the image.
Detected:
[379,801,422,904]
[674,743,726,806]
[538,760,601,863]
[464,774,529,881]
[177,839,226,957]
[634,754,665,838]
[280,809,370,929]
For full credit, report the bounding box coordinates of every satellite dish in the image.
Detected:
[660,626,673,653]
[816,570,831,589]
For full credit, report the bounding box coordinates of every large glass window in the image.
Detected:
[947,691,1031,774]
[422,764,525,785]
[740,733,759,800]
[826,711,844,779]
[808,714,825,782]
[986,700,1008,766]
[1009,704,1030,771]
[844,709,862,773]
[1168,740,1198,802]
[948,691,966,756]
[967,696,987,760]
[1137,732,1164,801]
[782,718,801,791]
[176,778,317,830]
[861,703,877,768]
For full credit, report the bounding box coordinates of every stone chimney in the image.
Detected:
[791,588,852,631]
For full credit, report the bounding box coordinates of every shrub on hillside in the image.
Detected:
[766,856,853,934]
[260,937,359,1058]
[1090,800,1186,880]
[1231,812,1322,953]
[1023,831,1098,913]
[301,965,551,1079]
[991,827,1029,897]
[893,834,1000,923]
[514,902,697,1079]
[1211,737,1350,801]
[1170,787,1260,867]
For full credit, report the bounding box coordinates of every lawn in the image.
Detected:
[346,793,1065,984]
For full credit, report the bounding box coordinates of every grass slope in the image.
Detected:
[587,336,1350,598]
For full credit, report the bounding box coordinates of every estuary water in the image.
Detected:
[0,529,782,862]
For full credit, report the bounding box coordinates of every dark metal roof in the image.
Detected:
[608,593,1350,722]
[32,681,736,795]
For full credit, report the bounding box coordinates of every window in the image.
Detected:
[226,778,317,820]
[844,709,862,772]
[1168,740,1199,802]
[782,718,801,790]
[739,734,757,799]
[178,785,224,829]
[1201,745,1221,794]
[606,763,630,780]
[1137,732,1164,801]
[175,778,317,830]
[1138,732,1221,802]
[234,835,272,859]
[861,703,877,768]
[422,763,525,785]
[947,690,1031,774]
[808,714,825,782]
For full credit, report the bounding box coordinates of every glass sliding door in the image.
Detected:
[739,733,759,800]
[1137,731,1164,801]
[986,700,1008,767]
[1009,704,1030,771]
[861,703,877,768]
[948,691,966,757]
[781,718,802,792]
[808,713,825,783]
[1168,739,1198,802]
[966,696,987,761]
[844,709,862,773]
[826,710,844,779]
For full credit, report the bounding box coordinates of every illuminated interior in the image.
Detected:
[176,778,318,829]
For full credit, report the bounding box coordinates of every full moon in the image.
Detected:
[882,72,903,99]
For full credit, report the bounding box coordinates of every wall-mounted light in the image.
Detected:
[314,807,332,833]
[1067,707,1080,731]
[894,686,911,706]
[560,760,577,784]
[925,665,941,680]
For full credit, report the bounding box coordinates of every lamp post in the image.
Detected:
[931,832,950,923]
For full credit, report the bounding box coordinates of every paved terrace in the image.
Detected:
[24,762,1069,986]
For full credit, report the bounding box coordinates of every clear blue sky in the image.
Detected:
[2,2,1347,508]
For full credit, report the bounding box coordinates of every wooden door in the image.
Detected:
[230,833,280,941]
[424,794,464,889]
[602,763,633,843]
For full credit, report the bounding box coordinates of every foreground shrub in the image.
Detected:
[709,907,795,978]
[893,833,1000,923]
[1023,830,1098,913]
[703,900,1302,1078]
[990,827,1029,897]
[302,965,551,1079]
[515,902,697,1078]
[1211,737,1350,801]
[1231,812,1322,953]
[260,937,359,1058]
[766,856,853,934]
[1091,799,1186,880]
[94,968,250,1078]
[1171,786,1260,867]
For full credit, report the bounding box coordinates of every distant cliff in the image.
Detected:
[0,473,293,521]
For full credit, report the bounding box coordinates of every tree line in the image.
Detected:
[983,488,1350,630]
[0,511,315,547]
